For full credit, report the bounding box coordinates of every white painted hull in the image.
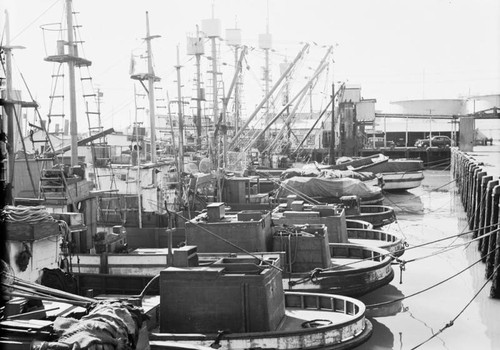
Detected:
[381,171,424,191]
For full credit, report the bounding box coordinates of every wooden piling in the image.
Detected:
[479,178,495,258]
[476,175,493,244]
[486,185,500,278]
[451,149,500,299]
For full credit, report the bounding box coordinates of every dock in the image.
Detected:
[451,144,500,298]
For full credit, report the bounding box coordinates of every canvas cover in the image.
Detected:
[278,176,382,200]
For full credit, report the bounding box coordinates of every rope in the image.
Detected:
[409,261,500,350]
[367,247,498,309]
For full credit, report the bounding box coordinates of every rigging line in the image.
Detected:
[321,225,499,272]
[409,261,500,350]
[257,171,321,205]
[11,0,61,42]
[402,227,500,265]
[11,101,38,197]
[159,205,284,273]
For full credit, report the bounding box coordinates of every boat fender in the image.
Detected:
[301,319,333,328]
[310,267,324,283]
[210,330,228,349]
[15,242,32,272]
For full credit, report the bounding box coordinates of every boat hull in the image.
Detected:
[150,292,373,350]
[346,205,396,228]
[283,244,394,297]
[381,171,424,191]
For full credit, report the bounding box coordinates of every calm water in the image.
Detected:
[356,169,500,350]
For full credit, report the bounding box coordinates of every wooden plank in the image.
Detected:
[6,222,60,241]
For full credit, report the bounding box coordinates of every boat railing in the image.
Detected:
[328,243,390,263]
[284,292,365,318]
[345,219,373,230]
[347,228,398,243]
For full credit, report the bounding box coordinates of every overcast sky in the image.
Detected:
[2,0,499,131]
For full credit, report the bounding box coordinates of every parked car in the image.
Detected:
[414,136,452,148]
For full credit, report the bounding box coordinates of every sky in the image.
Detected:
[2,0,500,133]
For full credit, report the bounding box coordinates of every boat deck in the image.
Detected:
[279,309,354,331]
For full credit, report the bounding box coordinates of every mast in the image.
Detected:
[259,4,272,136]
[224,24,243,167]
[133,84,143,228]
[187,25,205,150]
[195,26,203,150]
[145,11,158,165]
[228,43,309,150]
[175,45,184,173]
[3,10,15,189]
[201,6,221,165]
[65,0,78,167]
[329,85,336,164]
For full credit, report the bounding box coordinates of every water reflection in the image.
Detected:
[383,190,424,215]
[359,284,405,318]
[363,318,395,350]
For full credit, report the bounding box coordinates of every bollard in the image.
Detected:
[486,185,500,278]
[466,164,477,218]
[476,175,493,244]
[469,167,482,230]
[489,199,500,298]
[480,178,497,260]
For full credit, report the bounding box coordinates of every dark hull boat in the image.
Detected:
[148,254,373,350]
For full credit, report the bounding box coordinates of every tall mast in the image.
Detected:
[187,25,205,150]
[65,0,78,166]
[3,10,15,188]
[195,26,203,150]
[259,2,272,133]
[225,24,242,167]
[133,85,143,228]
[201,5,221,164]
[175,45,184,173]
[145,11,158,164]
[228,43,309,150]
[210,19,219,159]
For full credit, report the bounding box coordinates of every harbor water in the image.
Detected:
[356,166,500,350]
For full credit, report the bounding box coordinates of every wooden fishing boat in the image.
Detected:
[345,205,396,228]
[336,195,396,228]
[328,155,425,191]
[49,247,373,350]
[179,203,394,297]
[148,254,373,350]
[380,170,425,191]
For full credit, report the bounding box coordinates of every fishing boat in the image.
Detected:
[178,202,395,297]
[337,195,396,228]
[148,254,373,350]
[327,155,425,191]
[272,197,403,256]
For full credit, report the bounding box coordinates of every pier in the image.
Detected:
[451,145,500,298]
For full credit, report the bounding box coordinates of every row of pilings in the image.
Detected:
[451,148,500,298]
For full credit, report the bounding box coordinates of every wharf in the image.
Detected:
[359,147,450,167]
[464,144,500,177]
